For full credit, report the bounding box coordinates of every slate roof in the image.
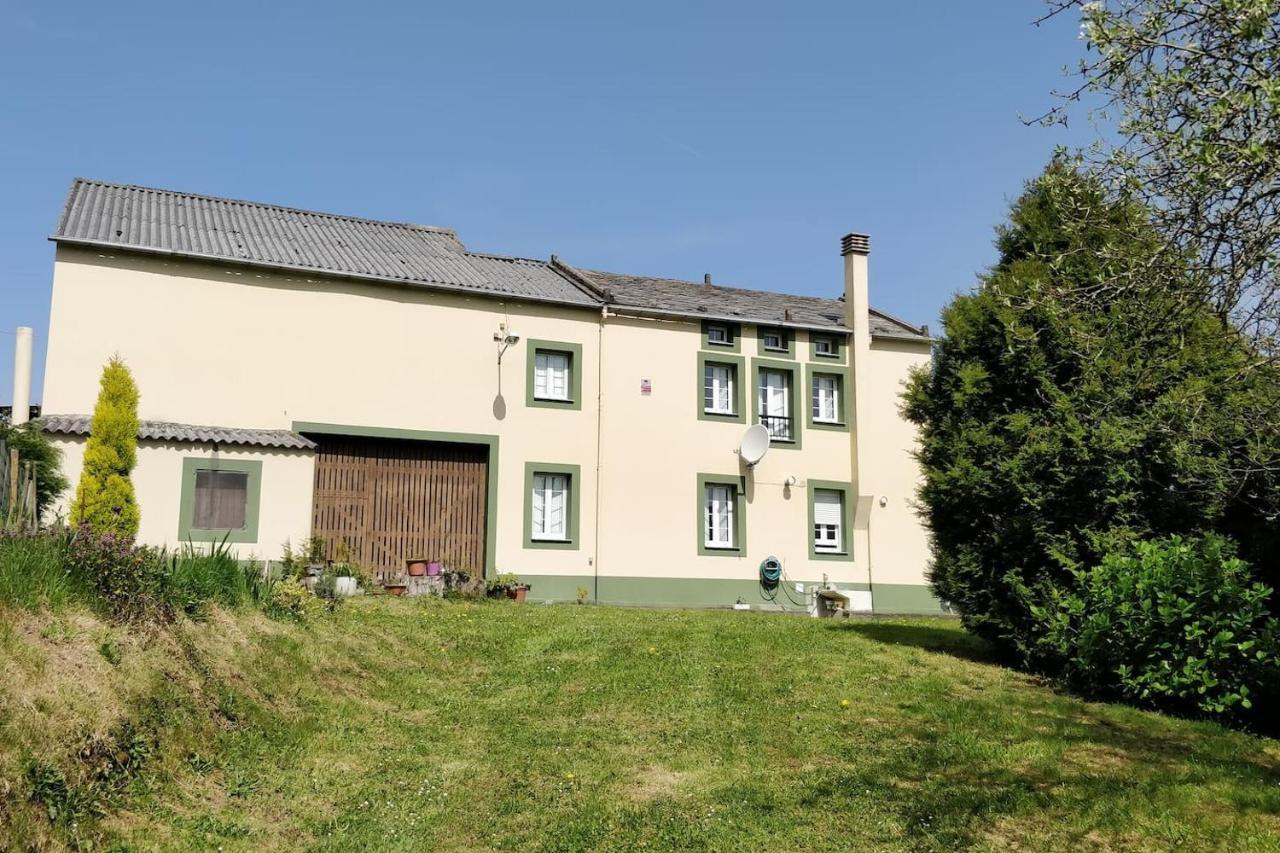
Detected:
[39,415,317,450]
[570,267,928,340]
[50,178,929,340]
[51,178,598,306]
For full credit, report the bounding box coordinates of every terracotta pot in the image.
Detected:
[385,584,408,597]
[407,560,428,577]
[513,585,528,603]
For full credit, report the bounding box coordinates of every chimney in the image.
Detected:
[841,233,870,351]
[11,326,32,426]
[703,273,712,285]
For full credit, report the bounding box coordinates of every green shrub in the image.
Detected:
[161,539,256,616]
[70,358,141,538]
[0,529,80,609]
[0,422,70,517]
[67,532,163,622]
[1032,535,1280,720]
[265,577,324,622]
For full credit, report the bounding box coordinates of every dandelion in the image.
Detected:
[647,646,657,654]
[565,772,575,780]
[840,698,850,707]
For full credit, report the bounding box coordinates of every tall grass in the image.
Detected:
[162,538,257,615]
[0,530,82,610]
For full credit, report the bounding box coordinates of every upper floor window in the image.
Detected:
[703,362,737,416]
[761,328,786,351]
[813,336,836,357]
[534,350,572,402]
[706,324,731,346]
[758,368,792,441]
[812,373,841,424]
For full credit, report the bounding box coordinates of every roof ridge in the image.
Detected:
[62,177,461,240]
[578,266,842,305]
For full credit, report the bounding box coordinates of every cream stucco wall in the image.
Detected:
[47,436,315,560]
[42,244,936,608]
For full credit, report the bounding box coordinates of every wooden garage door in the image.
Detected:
[311,436,488,579]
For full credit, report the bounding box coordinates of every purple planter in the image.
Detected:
[427,561,442,576]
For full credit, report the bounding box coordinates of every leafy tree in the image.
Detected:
[0,421,69,517]
[1041,0,1280,351]
[70,358,141,538]
[904,162,1280,662]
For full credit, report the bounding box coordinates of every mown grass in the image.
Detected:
[2,600,1278,851]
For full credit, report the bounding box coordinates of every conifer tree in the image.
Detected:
[70,357,141,537]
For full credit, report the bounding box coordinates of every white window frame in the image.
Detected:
[761,329,785,351]
[534,350,572,402]
[813,336,835,356]
[531,472,569,541]
[704,483,736,549]
[703,362,736,415]
[813,489,843,553]
[758,368,792,440]
[812,374,840,424]
[706,324,731,346]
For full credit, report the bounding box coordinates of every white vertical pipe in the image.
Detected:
[11,326,32,426]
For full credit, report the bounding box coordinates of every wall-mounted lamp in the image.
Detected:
[879,495,888,507]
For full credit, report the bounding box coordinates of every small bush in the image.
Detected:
[265,577,325,622]
[67,532,164,622]
[1032,535,1280,720]
[0,529,78,609]
[0,422,70,516]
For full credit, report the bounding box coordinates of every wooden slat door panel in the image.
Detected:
[310,437,488,580]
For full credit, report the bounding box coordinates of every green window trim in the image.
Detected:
[808,332,846,363]
[701,319,742,352]
[755,325,795,358]
[178,457,263,544]
[805,364,851,432]
[807,479,854,562]
[696,352,747,424]
[523,462,582,550]
[751,357,804,450]
[292,422,500,577]
[696,472,747,557]
[526,339,584,410]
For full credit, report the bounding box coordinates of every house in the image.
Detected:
[35,178,940,612]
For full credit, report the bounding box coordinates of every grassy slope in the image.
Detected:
[2,600,1278,851]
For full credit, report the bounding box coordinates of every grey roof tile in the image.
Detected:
[50,178,928,340]
[39,415,317,450]
[51,178,598,306]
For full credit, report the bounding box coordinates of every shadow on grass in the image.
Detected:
[826,619,1002,665]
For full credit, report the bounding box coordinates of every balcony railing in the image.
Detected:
[758,413,793,442]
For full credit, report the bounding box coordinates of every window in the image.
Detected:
[534,351,570,401]
[524,462,580,549]
[704,483,736,549]
[178,458,262,543]
[808,480,852,561]
[762,329,785,351]
[703,362,736,415]
[526,340,583,409]
[814,337,835,356]
[812,374,841,424]
[706,324,730,345]
[758,368,792,440]
[813,489,843,552]
[531,473,569,541]
[193,469,248,530]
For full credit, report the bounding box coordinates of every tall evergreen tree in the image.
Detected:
[70,357,141,538]
[904,162,1280,663]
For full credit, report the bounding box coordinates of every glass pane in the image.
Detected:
[193,469,248,529]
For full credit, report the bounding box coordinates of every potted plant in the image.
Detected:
[487,572,528,601]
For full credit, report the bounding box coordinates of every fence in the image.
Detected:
[0,440,38,534]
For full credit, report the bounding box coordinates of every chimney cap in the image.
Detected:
[841,232,870,256]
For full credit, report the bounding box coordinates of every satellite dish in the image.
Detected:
[740,424,770,467]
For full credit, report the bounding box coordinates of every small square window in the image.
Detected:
[762,330,785,351]
[193,469,249,530]
[706,325,730,345]
[814,337,835,356]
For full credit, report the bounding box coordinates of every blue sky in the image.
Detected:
[0,1,1088,404]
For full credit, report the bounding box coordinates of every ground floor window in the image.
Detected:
[807,480,852,561]
[697,473,745,556]
[523,462,581,549]
[178,457,263,543]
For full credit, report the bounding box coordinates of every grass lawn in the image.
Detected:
[3,599,1279,850]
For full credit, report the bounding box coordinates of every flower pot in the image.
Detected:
[384,584,408,597]
[426,561,442,577]
[513,585,529,603]
[334,577,358,597]
[407,560,428,577]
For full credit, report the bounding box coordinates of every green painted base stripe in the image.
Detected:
[514,574,945,614]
